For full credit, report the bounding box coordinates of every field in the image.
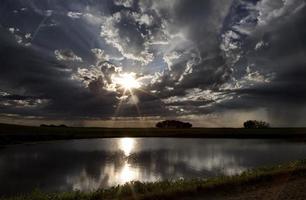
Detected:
[1,123,306,145]
[1,159,306,200]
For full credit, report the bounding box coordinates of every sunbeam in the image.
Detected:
[113,73,141,90]
[112,72,143,119]
[32,11,51,41]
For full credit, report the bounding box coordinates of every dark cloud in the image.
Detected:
[145,0,233,96]
[212,0,306,126]
[0,27,118,119]
[0,0,306,126]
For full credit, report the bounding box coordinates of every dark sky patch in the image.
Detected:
[0,0,306,126]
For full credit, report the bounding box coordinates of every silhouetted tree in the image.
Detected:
[243,120,270,128]
[59,124,68,128]
[156,120,192,128]
[40,124,68,128]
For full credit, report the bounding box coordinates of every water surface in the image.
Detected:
[1,138,306,196]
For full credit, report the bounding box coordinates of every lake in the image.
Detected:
[1,138,306,196]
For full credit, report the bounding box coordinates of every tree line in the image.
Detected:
[155,120,270,129]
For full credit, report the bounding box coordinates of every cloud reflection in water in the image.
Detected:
[0,138,306,196]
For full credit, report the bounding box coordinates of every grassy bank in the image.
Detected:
[1,160,306,200]
[1,123,306,145]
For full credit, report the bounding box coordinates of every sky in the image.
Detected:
[0,0,306,127]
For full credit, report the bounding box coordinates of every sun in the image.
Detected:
[114,73,141,90]
[112,72,142,117]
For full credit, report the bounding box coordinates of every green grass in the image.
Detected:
[2,160,306,200]
[1,123,306,145]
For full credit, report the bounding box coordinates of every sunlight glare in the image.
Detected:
[119,138,136,156]
[119,161,138,183]
[114,73,141,90]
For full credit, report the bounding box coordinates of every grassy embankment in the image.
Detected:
[1,160,306,200]
[1,123,306,145]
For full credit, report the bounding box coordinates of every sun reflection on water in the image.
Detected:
[119,138,136,156]
[117,138,138,183]
[119,161,138,183]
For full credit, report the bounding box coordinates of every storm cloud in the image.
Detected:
[0,0,306,126]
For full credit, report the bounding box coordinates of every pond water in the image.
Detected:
[1,138,306,196]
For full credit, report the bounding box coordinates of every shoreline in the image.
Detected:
[1,160,306,200]
[1,123,306,145]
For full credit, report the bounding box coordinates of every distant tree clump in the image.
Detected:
[156,120,192,128]
[243,120,270,129]
[40,124,68,128]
